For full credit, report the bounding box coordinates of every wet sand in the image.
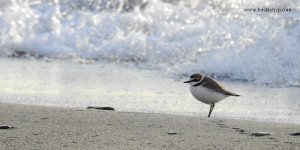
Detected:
[0,103,299,149]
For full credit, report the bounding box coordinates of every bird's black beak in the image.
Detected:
[183,79,197,83]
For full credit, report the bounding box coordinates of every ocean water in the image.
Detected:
[0,0,300,86]
[0,0,299,123]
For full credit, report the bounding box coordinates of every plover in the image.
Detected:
[184,73,239,117]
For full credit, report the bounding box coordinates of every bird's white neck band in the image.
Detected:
[199,75,205,83]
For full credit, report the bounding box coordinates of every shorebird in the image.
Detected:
[184,73,239,117]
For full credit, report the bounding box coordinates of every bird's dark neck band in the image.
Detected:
[193,75,205,87]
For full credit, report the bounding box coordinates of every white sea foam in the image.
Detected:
[0,0,299,86]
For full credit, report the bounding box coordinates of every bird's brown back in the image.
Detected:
[202,76,240,96]
[202,76,227,94]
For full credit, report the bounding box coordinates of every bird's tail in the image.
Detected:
[225,91,240,96]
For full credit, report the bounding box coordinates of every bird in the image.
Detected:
[184,73,239,117]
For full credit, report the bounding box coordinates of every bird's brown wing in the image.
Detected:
[202,76,240,96]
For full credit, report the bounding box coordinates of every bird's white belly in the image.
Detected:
[189,85,226,104]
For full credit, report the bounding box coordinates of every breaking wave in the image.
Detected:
[0,0,299,86]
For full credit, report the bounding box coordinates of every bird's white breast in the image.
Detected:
[189,85,227,104]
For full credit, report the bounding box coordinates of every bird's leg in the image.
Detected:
[208,104,212,117]
[208,102,215,117]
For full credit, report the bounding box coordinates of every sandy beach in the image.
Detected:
[0,103,299,150]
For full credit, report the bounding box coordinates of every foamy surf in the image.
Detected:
[0,0,299,86]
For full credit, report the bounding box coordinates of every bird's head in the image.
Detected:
[183,73,204,84]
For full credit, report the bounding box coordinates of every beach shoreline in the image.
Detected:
[1,58,299,124]
[0,103,299,149]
